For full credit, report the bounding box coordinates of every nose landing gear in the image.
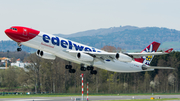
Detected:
[17,43,22,52]
[17,48,22,52]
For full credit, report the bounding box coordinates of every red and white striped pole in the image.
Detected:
[87,82,89,101]
[81,74,84,101]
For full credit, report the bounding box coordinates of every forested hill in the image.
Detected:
[56,26,180,50]
[1,26,180,52]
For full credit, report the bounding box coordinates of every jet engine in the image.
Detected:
[141,64,147,70]
[116,53,132,62]
[36,50,56,60]
[76,52,93,61]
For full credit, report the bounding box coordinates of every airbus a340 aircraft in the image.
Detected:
[5,26,173,74]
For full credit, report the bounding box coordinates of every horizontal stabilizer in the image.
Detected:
[128,48,173,57]
[142,65,174,70]
[147,66,174,69]
[164,48,173,53]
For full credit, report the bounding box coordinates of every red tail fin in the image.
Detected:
[134,41,160,65]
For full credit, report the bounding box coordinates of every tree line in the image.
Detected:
[0,46,179,94]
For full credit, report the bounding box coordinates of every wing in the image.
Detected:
[65,48,173,63]
[65,50,132,62]
[127,48,173,58]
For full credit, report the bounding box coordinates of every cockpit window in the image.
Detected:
[10,27,17,31]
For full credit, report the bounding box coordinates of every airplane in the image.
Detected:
[4,26,174,74]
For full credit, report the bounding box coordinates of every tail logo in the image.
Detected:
[142,44,155,65]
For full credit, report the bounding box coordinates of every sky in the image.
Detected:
[0,0,180,40]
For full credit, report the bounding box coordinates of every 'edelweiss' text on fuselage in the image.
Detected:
[42,34,100,52]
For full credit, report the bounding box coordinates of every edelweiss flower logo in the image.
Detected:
[142,44,155,65]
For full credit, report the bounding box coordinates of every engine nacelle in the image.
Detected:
[142,64,147,70]
[76,52,94,61]
[36,50,56,60]
[116,53,132,62]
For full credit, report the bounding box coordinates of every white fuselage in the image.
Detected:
[22,32,149,72]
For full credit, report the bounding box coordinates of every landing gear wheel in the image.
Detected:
[65,65,69,69]
[68,65,72,69]
[87,66,91,71]
[66,64,75,73]
[80,66,86,71]
[93,70,97,75]
[89,65,97,75]
[90,70,93,74]
[69,69,76,73]
[17,48,22,52]
[90,70,97,75]
[87,66,94,71]
[72,69,76,73]
[90,66,94,70]
[65,65,72,69]
[69,69,72,73]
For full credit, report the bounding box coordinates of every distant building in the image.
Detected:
[0,57,11,63]
[0,57,11,69]
[11,58,31,68]
[0,57,11,66]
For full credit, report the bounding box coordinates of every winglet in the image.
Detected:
[164,48,173,53]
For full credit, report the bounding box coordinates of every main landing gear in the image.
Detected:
[88,66,97,75]
[81,65,97,75]
[65,63,97,75]
[65,65,76,73]
[65,62,76,73]
[80,64,86,71]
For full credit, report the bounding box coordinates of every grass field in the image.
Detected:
[0,93,180,99]
[101,98,180,101]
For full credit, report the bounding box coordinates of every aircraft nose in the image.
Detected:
[5,29,14,39]
[5,27,40,43]
[4,28,24,42]
[4,29,10,35]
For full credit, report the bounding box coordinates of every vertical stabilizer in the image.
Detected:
[134,41,160,65]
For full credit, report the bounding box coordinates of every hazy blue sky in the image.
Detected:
[1,0,180,40]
